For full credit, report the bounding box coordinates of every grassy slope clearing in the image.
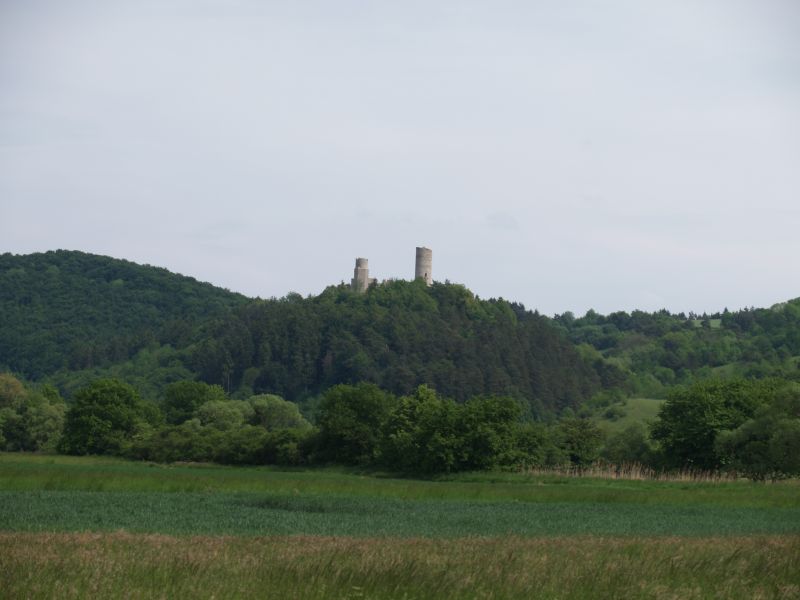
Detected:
[594,396,665,434]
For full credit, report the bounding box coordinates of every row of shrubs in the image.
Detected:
[2,373,798,478]
[2,374,612,473]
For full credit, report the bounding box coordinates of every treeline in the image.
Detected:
[52,377,606,473]
[556,301,800,399]
[0,372,605,473]
[2,373,797,479]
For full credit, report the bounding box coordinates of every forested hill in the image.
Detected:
[0,250,603,416]
[0,250,248,378]
[193,281,602,414]
[554,300,800,398]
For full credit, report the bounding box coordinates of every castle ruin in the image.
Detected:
[414,246,432,286]
[350,247,432,292]
[351,257,377,292]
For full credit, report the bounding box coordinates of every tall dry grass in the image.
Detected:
[1,532,798,599]
[521,462,743,483]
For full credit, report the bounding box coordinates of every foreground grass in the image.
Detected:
[3,454,800,598]
[2,532,798,600]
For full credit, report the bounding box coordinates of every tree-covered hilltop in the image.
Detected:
[554,301,800,399]
[1,251,799,479]
[0,250,248,378]
[0,251,605,415]
[5,249,800,419]
[193,280,603,414]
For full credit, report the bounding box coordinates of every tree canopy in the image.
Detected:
[59,378,161,455]
[1,251,606,417]
[650,378,786,470]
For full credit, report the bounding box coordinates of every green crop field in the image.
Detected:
[2,453,799,599]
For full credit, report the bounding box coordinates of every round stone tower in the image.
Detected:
[351,257,376,292]
[414,247,432,286]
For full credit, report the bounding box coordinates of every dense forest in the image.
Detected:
[0,250,247,379]
[1,250,603,417]
[554,300,800,400]
[1,250,799,478]
[3,250,799,411]
[194,281,602,415]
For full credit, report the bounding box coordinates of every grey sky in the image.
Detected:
[2,1,799,316]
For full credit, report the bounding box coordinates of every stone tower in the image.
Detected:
[414,247,432,286]
[351,257,376,292]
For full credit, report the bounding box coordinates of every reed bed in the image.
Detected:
[520,462,743,483]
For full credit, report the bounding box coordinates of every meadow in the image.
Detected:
[2,453,799,599]
[3,532,798,600]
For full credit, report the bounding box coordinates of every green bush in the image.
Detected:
[651,378,783,470]
[59,379,161,456]
[316,383,396,465]
[715,387,800,479]
[0,374,66,452]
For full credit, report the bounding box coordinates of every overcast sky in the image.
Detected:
[1,1,798,316]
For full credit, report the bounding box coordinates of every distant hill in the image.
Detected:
[554,299,800,399]
[0,250,604,416]
[5,250,795,418]
[0,250,247,378]
[191,281,603,414]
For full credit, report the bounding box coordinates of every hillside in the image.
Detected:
[0,250,248,378]
[192,281,602,413]
[0,251,604,416]
[555,301,800,399]
[4,250,798,418]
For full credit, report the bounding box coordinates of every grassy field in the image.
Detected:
[4,488,800,537]
[3,453,797,507]
[2,453,800,598]
[2,532,799,600]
